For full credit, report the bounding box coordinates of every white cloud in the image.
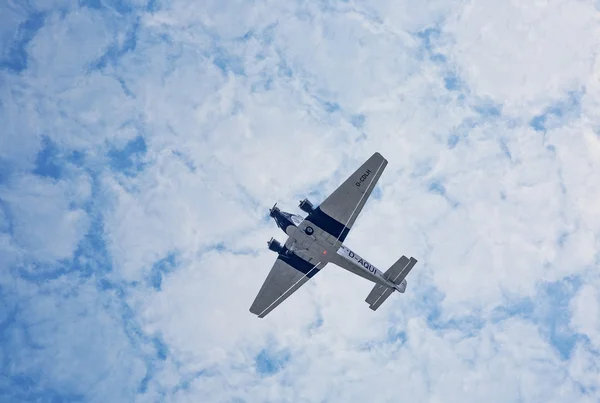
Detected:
[0,174,90,262]
[567,341,600,400]
[443,0,599,113]
[571,281,600,349]
[2,276,148,402]
[28,9,115,79]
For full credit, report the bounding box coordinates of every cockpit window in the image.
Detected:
[290,215,303,225]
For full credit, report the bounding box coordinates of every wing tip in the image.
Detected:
[372,151,385,161]
[249,309,265,318]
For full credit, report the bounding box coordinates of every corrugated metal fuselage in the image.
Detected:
[277,211,403,291]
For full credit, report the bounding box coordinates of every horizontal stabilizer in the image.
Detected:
[365,284,394,311]
[384,256,418,285]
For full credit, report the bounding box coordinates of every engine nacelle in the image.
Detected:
[298,198,315,214]
[267,238,284,254]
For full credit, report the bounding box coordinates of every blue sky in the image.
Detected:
[1,0,600,402]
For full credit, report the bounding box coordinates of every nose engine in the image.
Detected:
[298,198,315,214]
[269,202,280,217]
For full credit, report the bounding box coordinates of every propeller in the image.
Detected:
[269,202,278,217]
[269,202,282,228]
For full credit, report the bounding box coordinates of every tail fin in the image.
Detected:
[365,256,418,311]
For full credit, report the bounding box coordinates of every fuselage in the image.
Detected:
[270,208,405,292]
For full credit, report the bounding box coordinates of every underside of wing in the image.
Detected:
[249,254,324,318]
[306,152,387,246]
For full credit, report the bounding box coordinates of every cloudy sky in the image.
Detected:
[1,0,600,401]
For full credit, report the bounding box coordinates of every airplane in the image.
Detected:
[249,152,418,318]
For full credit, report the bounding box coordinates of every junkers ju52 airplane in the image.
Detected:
[249,152,418,318]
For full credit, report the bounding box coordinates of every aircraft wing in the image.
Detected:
[249,253,324,318]
[306,152,387,247]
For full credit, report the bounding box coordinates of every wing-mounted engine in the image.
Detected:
[298,198,315,214]
[267,238,284,253]
[267,238,297,257]
[267,238,293,256]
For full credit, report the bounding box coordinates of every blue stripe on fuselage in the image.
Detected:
[306,207,349,242]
